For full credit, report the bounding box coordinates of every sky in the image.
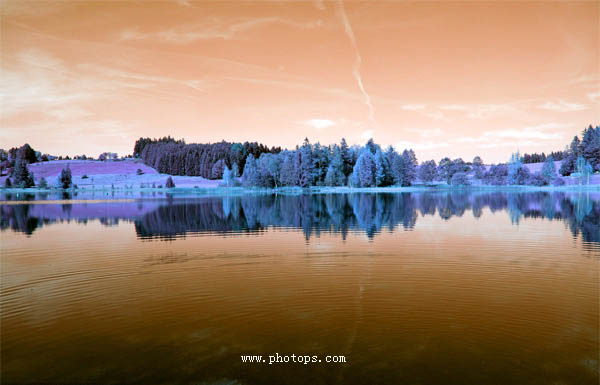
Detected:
[1,0,598,163]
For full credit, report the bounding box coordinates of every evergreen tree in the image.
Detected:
[58,165,72,189]
[541,156,556,183]
[340,138,353,177]
[374,148,387,187]
[12,158,35,188]
[166,176,175,188]
[351,150,375,187]
[507,151,522,185]
[222,166,233,186]
[297,138,313,187]
[231,162,240,178]
[324,146,345,186]
[280,151,297,186]
[4,177,12,188]
[400,149,417,186]
[575,156,593,185]
[242,154,259,186]
[581,125,600,171]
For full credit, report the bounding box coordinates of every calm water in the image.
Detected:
[1,192,599,384]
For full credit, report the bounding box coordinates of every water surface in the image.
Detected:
[1,192,598,384]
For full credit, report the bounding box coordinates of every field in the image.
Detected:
[1,159,219,189]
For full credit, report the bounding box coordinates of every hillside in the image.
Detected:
[1,159,219,189]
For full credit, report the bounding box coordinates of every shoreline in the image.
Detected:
[2,183,600,197]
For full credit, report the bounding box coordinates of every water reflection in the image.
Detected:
[1,192,599,245]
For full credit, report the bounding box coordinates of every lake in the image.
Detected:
[1,191,599,384]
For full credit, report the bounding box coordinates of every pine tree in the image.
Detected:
[508,151,522,185]
[400,149,417,186]
[242,154,259,186]
[351,150,375,187]
[297,138,313,187]
[541,156,556,183]
[340,138,353,177]
[325,146,345,186]
[222,166,233,186]
[58,165,72,189]
[12,158,35,188]
[165,176,175,188]
[374,149,386,187]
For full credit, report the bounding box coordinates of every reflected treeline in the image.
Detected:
[2,192,599,245]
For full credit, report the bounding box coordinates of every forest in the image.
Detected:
[133,125,600,188]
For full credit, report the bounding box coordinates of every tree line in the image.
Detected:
[134,137,281,179]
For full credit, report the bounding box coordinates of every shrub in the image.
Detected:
[136,168,143,175]
[4,178,12,188]
[165,177,175,188]
[82,174,89,179]
[552,177,566,186]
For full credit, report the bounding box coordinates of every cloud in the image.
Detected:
[437,103,517,120]
[306,118,335,130]
[483,123,570,141]
[394,140,449,151]
[120,17,323,43]
[537,100,587,112]
[587,91,600,103]
[440,104,467,111]
[401,104,426,111]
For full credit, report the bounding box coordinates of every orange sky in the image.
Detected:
[1,0,598,163]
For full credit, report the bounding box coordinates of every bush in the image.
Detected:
[552,177,566,186]
[136,168,143,175]
[81,174,89,179]
[4,178,12,188]
[165,177,175,188]
[451,172,471,186]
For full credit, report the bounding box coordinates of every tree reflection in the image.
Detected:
[1,192,599,246]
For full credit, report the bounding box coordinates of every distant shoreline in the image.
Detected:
[2,184,600,196]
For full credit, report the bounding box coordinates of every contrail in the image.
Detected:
[338,0,375,123]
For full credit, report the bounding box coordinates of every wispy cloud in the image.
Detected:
[401,104,426,111]
[338,0,375,123]
[587,91,600,103]
[439,103,516,119]
[395,140,449,151]
[120,17,323,43]
[537,100,587,112]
